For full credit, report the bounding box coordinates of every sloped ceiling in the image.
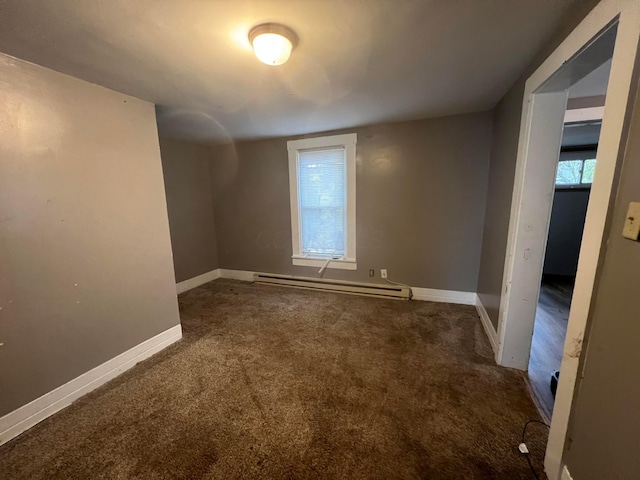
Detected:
[0,0,586,142]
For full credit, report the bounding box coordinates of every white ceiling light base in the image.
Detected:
[249,23,297,66]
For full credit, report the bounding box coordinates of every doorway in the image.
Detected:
[529,118,604,420]
[493,1,640,478]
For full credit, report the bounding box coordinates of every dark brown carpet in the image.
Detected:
[0,279,548,479]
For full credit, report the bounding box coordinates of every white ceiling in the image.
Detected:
[0,0,585,142]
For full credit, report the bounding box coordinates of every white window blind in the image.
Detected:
[297,147,347,256]
[287,133,356,270]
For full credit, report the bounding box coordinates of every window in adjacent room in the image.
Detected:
[555,150,597,187]
[287,133,357,270]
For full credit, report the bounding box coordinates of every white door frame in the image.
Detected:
[494,1,640,479]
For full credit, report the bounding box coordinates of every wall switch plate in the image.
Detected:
[369,269,374,277]
[381,269,388,279]
[622,202,640,241]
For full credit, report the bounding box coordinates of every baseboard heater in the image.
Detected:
[253,273,411,300]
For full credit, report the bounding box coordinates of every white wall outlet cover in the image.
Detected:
[381,269,388,279]
[622,202,640,241]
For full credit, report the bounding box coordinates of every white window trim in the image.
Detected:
[287,133,357,270]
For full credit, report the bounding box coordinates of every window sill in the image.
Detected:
[555,185,592,191]
[292,256,357,270]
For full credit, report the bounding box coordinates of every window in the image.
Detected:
[287,133,356,270]
[555,151,597,187]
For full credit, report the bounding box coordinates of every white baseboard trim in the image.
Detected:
[411,287,476,305]
[475,295,499,356]
[176,269,222,294]
[561,465,574,480]
[0,324,182,447]
[219,269,256,282]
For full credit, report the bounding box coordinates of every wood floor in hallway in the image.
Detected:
[528,275,574,420]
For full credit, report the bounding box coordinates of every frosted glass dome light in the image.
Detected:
[249,24,297,66]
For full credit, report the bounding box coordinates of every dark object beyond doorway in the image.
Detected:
[551,370,560,397]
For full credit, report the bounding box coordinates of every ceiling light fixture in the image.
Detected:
[249,23,297,66]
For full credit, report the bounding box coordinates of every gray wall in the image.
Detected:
[209,113,493,292]
[0,53,180,416]
[476,0,600,328]
[565,80,640,480]
[543,189,590,276]
[159,137,219,283]
[476,84,525,326]
[561,123,601,147]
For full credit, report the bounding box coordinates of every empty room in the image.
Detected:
[1,1,639,479]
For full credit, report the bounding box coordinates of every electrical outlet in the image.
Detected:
[381,269,388,279]
[369,269,375,277]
